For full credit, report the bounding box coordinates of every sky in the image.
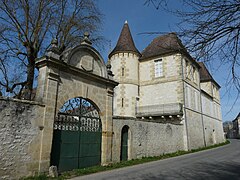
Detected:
[98,0,239,122]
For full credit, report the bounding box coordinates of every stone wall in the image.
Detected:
[0,98,44,179]
[184,109,205,149]
[203,115,225,146]
[112,118,184,162]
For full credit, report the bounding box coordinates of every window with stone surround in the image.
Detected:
[154,59,163,77]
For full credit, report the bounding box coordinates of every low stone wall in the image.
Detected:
[112,117,184,162]
[0,98,44,179]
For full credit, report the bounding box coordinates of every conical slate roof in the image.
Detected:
[109,21,140,58]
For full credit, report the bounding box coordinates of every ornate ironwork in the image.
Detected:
[54,97,101,132]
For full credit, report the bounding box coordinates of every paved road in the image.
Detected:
[71,139,240,180]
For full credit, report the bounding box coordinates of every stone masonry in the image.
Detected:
[0,98,44,179]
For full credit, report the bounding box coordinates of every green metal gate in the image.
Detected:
[120,125,129,161]
[50,97,102,172]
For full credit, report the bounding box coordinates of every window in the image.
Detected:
[122,98,124,107]
[122,67,124,76]
[186,60,189,78]
[154,59,163,77]
[193,66,196,81]
[194,91,198,111]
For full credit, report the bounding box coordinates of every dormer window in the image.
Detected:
[154,59,163,77]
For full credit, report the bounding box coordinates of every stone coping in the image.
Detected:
[0,97,45,106]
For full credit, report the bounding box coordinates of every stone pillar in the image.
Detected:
[37,66,60,173]
[101,87,114,165]
[35,40,61,173]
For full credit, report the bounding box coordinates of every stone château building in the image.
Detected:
[110,21,225,161]
[0,22,225,179]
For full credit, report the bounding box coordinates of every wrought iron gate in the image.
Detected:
[50,97,102,172]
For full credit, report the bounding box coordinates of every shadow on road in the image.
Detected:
[141,161,240,180]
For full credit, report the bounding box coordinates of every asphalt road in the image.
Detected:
[71,139,240,180]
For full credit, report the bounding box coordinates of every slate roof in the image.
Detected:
[140,33,188,60]
[198,62,220,88]
[234,112,240,120]
[232,113,240,122]
[109,21,140,58]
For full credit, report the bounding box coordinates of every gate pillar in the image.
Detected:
[101,88,114,165]
[35,42,61,173]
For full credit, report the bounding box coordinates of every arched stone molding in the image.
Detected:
[63,44,108,78]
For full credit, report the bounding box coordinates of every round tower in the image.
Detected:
[109,21,141,117]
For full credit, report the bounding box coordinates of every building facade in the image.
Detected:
[110,21,225,162]
[232,113,240,138]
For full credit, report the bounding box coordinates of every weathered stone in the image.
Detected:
[0,98,44,179]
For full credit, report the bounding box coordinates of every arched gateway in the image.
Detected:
[51,97,102,172]
[35,34,118,173]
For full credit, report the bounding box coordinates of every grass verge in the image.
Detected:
[22,140,230,180]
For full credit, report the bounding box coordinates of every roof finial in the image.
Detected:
[46,38,60,55]
[81,32,92,46]
[51,38,58,48]
[125,20,128,24]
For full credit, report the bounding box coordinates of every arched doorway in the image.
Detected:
[50,97,102,172]
[120,125,129,161]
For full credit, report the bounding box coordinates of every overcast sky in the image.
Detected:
[98,0,239,122]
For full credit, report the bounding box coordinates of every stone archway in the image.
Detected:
[35,36,118,173]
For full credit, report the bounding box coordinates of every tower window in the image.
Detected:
[122,98,124,107]
[122,67,124,76]
[154,59,163,77]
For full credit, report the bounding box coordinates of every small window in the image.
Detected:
[186,61,189,69]
[193,66,196,81]
[154,59,163,77]
[122,98,124,107]
[186,60,189,78]
[122,67,124,76]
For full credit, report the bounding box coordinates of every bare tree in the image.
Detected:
[0,0,102,99]
[144,0,240,93]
